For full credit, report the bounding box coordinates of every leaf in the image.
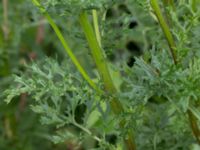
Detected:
[86,101,106,128]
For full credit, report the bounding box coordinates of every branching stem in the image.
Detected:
[32,1,136,149]
[32,0,101,94]
[152,0,200,144]
[73,121,101,142]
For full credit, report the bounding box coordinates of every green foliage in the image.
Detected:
[1,0,200,149]
[43,0,120,13]
[4,58,119,149]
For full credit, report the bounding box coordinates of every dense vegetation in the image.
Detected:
[1,0,200,149]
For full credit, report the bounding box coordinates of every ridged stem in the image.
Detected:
[188,108,200,144]
[79,12,117,94]
[150,0,177,64]
[92,10,102,47]
[79,11,136,150]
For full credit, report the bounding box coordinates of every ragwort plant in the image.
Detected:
[4,0,200,149]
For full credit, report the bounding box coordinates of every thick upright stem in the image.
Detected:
[150,0,177,64]
[79,12,116,94]
[92,10,102,47]
[188,109,200,144]
[79,11,136,150]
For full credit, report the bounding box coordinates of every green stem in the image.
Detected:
[73,121,101,142]
[187,110,200,144]
[79,12,117,94]
[79,11,136,150]
[4,116,13,139]
[32,1,136,149]
[160,0,200,144]
[192,0,197,12]
[32,0,101,93]
[92,10,102,47]
[150,0,177,64]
